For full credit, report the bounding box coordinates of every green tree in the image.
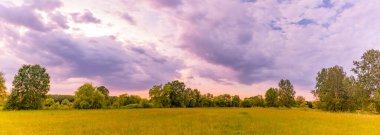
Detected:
[61,99,72,109]
[5,65,50,110]
[232,95,241,107]
[199,93,214,107]
[119,94,142,106]
[97,86,109,97]
[214,94,232,107]
[251,95,265,107]
[312,66,354,111]
[149,84,170,107]
[0,72,7,106]
[148,80,195,108]
[278,79,296,108]
[241,98,254,107]
[265,88,279,107]
[352,49,380,111]
[295,96,307,107]
[73,83,105,109]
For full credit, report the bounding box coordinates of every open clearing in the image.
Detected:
[0,108,379,135]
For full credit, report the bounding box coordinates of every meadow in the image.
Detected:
[0,108,379,135]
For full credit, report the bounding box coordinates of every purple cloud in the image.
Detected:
[4,30,183,90]
[71,10,101,24]
[148,0,182,8]
[122,13,136,25]
[0,5,51,32]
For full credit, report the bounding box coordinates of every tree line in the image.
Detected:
[1,49,380,112]
[0,65,306,110]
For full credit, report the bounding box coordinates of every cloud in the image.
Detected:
[0,0,68,32]
[71,10,101,24]
[142,0,379,88]
[121,13,136,25]
[148,0,183,8]
[25,0,63,11]
[3,29,183,90]
[0,5,51,32]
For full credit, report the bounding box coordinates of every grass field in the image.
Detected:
[0,108,379,135]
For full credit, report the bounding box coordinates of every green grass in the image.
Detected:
[0,108,379,135]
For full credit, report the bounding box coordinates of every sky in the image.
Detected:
[0,0,379,100]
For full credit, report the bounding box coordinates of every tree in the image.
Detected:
[0,72,7,106]
[352,49,380,111]
[241,98,254,108]
[44,98,56,109]
[73,83,105,109]
[312,66,354,111]
[265,88,279,107]
[148,80,199,108]
[232,95,241,107]
[97,86,109,97]
[5,65,50,110]
[149,84,171,107]
[251,95,265,107]
[214,94,232,107]
[61,99,72,108]
[119,94,142,106]
[278,79,296,108]
[199,93,214,107]
[295,96,307,107]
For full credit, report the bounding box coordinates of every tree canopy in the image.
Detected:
[5,65,50,110]
[278,79,296,108]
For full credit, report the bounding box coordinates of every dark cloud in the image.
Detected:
[6,30,183,90]
[71,10,101,24]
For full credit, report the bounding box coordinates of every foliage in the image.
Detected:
[278,79,296,108]
[5,65,50,110]
[149,80,202,108]
[73,83,105,109]
[265,88,279,107]
[47,95,75,103]
[199,93,214,107]
[97,86,109,97]
[214,94,232,107]
[119,94,142,106]
[312,66,356,111]
[295,96,307,107]
[0,72,6,106]
[353,49,380,112]
[231,95,241,107]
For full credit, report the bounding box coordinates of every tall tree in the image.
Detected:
[5,65,50,110]
[0,72,6,106]
[278,79,296,108]
[265,88,279,107]
[352,49,380,111]
[312,66,354,111]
